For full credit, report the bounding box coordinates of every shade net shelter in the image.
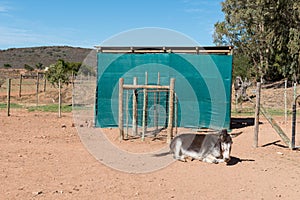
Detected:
[95,46,233,130]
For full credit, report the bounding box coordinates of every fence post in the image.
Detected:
[254,82,261,148]
[284,79,287,125]
[58,79,61,118]
[154,72,160,131]
[132,77,138,136]
[19,74,22,97]
[142,72,148,141]
[167,78,175,144]
[125,90,129,139]
[7,78,11,117]
[294,82,297,101]
[43,74,47,92]
[36,72,40,106]
[119,78,124,140]
[291,95,300,149]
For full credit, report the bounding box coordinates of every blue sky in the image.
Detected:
[0,0,224,50]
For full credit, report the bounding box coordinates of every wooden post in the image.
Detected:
[284,79,287,125]
[154,72,160,131]
[58,79,62,118]
[142,72,148,141]
[167,78,175,144]
[19,74,22,97]
[174,93,178,135]
[43,75,47,92]
[291,103,296,149]
[294,82,297,101]
[253,82,261,148]
[125,90,129,139]
[7,79,11,117]
[132,77,138,136]
[36,72,40,106]
[119,78,124,140]
[260,106,291,146]
[291,95,300,149]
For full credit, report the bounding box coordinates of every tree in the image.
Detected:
[45,59,81,88]
[214,0,300,82]
[287,1,300,82]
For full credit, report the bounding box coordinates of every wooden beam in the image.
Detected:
[19,74,22,97]
[142,72,148,141]
[95,46,233,55]
[167,78,175,144]
[123,84,169,90]
[132,77,138,136]
[254,82,261,148]
[260,106,290,147]
[7,78,11,117]
[118,78,124,140]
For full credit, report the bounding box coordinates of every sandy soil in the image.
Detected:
[1,109,300,200]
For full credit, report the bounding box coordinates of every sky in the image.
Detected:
[0,0,225,50]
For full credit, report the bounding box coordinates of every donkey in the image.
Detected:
[169,129,232,164]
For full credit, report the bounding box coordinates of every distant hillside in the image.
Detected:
[0,46,92,69]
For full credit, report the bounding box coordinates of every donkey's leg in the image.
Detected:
[173,139,186,162]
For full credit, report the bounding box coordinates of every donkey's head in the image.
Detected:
[219,129,233,163]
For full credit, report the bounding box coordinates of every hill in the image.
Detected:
[0,46,92,69]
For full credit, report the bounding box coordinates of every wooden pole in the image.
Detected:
[154,72,160,131]
[294,82,297,101]
[260,106,291,147]
[174,93,178,135]
[132,77,138,136]
[142,72,148,141]
[291,95,300,149]
[284,79,287,125]
[7,78,11,117]
[36,72,40,106]
[43,75,46,92]
[19,74,22,97]
[253,82,261,148]
[58,79,61,118]
[167,78,175,144]
[123,84,169,90]
[119,78,124,140]
[125,90,129,139]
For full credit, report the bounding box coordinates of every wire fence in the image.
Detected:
[233,80,300,148]
[260,81,300,147]
[2,68,299,147]
[0,74,73,113]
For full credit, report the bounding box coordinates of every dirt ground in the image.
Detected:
[1,109,300,200]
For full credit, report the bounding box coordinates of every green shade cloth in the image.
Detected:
[95,53,232,129]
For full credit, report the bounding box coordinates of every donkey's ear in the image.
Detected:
[219,129,227,142]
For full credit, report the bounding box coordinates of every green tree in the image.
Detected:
[214,0,299,82]
[232,53,253,79]
[287,1,300,82]
[45,59,81,87]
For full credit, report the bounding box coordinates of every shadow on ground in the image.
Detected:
[226,156,255,166]
[230,117,256,129]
